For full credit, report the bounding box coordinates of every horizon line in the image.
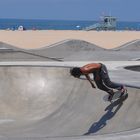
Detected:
[0,18,139,23]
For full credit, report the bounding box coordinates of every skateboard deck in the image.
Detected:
[103,90,128,102]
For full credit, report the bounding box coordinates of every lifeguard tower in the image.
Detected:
[84,16,117,31]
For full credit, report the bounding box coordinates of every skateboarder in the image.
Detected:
[70,63,127,101]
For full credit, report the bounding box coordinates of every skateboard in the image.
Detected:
[103,90,128,103]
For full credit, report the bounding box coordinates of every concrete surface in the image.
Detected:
[1,39,140,61]
[0,39,140,140]
[113,39,140,51]
[28,39,140,61]
[0,64,139,140]
[0,61,140,87]
[124,65,140,72]
[0,42,59,61]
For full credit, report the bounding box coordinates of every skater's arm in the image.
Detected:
[85,74,96,88]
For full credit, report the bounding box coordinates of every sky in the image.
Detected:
[0,0,139,21]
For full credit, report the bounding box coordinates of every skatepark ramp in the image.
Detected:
[113,39,140,51]
[0,66,139,139]
[28,39,105,61]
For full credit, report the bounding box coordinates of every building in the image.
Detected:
[84,16,117,31]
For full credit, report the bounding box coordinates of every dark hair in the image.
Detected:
[70,67,82,78]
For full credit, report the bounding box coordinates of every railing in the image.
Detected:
[84,23,101,31]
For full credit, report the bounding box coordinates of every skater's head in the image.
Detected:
[70,67,82,78]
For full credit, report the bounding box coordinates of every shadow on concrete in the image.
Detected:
[124,65,140,72]
[84,98,123,135]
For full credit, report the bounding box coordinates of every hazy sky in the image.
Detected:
[0,0,139,21]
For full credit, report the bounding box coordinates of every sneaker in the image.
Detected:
[107,89,114,101]
[108,94,113,101]
[121,86,127,95]
[120,86,127,97]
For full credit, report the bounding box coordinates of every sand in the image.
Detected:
[0,30,140,49]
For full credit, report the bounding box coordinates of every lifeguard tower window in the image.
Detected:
[104,18,108,23]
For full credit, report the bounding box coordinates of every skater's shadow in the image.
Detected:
[84,98,123,135]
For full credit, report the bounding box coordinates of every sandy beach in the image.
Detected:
[0,30,140,49]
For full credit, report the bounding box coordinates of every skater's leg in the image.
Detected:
[93,69,115,101]
[100,64,124,90]
[95,79,114,101]
[94,79,109,92]
[93,70,109,92]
